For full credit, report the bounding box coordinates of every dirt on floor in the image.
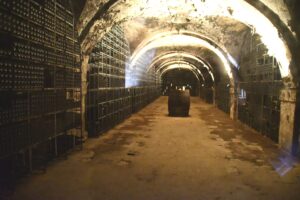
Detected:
[11,97,300,200]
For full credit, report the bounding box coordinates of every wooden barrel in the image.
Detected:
[168,89,190,116]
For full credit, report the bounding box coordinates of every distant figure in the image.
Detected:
[168,89,190,117]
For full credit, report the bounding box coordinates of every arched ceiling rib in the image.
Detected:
[148,52,215,82]
[159,63,202,83]
[130,33,234,81]
[152,58,214,84]
[158,61,204,82]
[123,17,249,58]
[146,51,213,73]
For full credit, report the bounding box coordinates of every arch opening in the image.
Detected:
[157,61,204,83]
[161,67,201,96]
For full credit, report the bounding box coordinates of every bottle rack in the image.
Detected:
[238,82,283,143]
[237,33,283,143]
[215,81,230,114]
[0,0,82,161]
[87,25,161,136]
[241,34,282,82]
[87,86,161,136]
[127,56,157,86]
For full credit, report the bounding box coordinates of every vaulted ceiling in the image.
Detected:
[74,0,300,84]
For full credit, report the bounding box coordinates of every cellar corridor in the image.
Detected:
[12,97,300,200]
[1,0,300,199]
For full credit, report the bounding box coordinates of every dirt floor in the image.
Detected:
[12,97,300,200]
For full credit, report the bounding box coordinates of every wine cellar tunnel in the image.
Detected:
[1,0,300,199]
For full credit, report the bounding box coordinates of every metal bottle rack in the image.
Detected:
[238,33,283,142]
[87,25,161,136]
[0,0,82,171]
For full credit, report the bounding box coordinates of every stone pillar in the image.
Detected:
[81,54,90,140]
[279,88,299,155]
[212,86,216,106]
[230,86,238,120]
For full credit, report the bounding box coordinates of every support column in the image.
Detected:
[279,88,299,155]
[230,86,238,120]
[81,54,89,140]
[212,86,216,106]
